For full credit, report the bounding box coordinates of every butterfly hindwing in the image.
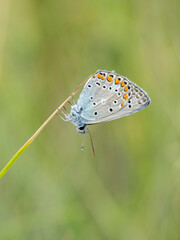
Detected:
[78,70,151,124]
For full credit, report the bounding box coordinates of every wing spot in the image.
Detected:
[93,102,96,106]
[88,84,91,88]
[94,111,98,115]
[123,93,128,100]
[97,73,102,79]
[109,86,112,90]
[102,99,106,104]
[90,96,93,100]
[109,108,113,112]
[143,98,147,102]
[96,82,101,86]
[118,92,121,96]
[102,85,107,89]
[121,102,125,107]
[124,87,128,92]
[100,72,106,76]
[128,105,132,108]
[115,78,121,84]
[107,76,113,82]
[113,100,118,104]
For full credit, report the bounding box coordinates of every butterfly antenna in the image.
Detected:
[87,128,95,157]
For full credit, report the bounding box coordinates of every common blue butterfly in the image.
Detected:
[64,70,151,133]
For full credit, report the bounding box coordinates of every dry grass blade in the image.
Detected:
[0,75,91,178]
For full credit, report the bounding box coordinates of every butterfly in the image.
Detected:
[60,70,151,153]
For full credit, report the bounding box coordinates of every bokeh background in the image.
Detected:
[0,0,180,239]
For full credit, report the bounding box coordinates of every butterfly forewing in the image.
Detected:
[77,70,151,124]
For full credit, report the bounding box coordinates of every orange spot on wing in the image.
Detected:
[101,76,105,80]
[97,73,102,79]
[107,76,113,82]
[115,78,120,84]
[121,82,125,87]
[93,75,97,78]
[124,87,128,92]
[123,93,128,100]
[121,102,125,107]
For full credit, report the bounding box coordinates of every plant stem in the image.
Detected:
[0,75,91,178]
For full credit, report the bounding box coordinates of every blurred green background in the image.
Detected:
[0,0,180,239]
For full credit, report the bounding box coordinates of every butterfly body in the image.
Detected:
[67,104,87,133]
[67,70,151,133]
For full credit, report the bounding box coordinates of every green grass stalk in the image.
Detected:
[0,75,91,178]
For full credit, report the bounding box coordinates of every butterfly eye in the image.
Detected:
[79,126,85,131]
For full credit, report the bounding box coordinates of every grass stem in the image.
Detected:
[0,75,91,178]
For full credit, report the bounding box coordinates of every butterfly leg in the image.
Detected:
[57,108,69,121]
[68,95,76,106]
[71,94,76,105]
[68,100,73,106]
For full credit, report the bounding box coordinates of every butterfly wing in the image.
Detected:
[77,70,151,125]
